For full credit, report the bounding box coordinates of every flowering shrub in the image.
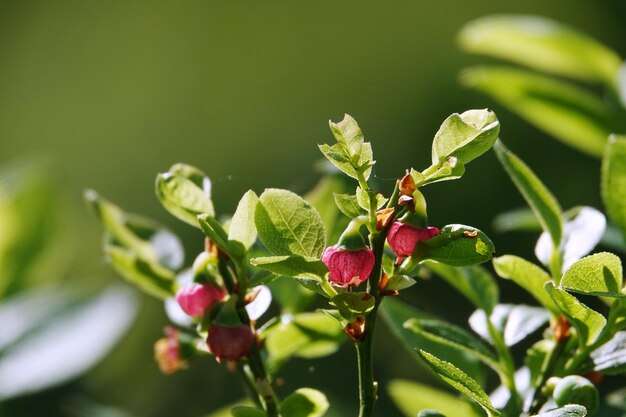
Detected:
[88,98,626,417]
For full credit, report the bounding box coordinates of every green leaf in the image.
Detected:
[204,400,254,417]
[231,407,267,417]
[431,109,499,166]
[493,207,542,233]
[229,190,259,250]
[602,135,626,241]
[469,304,550,346]
[155,164,214,227]
[0,159,68,297]
[198,214,244,261]
[463,67,622,157]
[404,318,497,368]
[330,292,375,321]
[381,298,485,383]
[561,252,624,297]
[416,350,500,417]
[591,331,626,375]
[420,156,466,186]
[251,256,328,280]
[417,411,446,417]
[459,15,621,84]
[546,282,606,347]
[388,379,480,417]
[386,274,417,291]
[356,187,387,211]
[319,114,375,180]
[526,339,557,387]
[86,191,183,298]
[531,405,587,417]
[493,255,558,314]
[261,312,344,370]
[494,141,563,245]
[413,224,495,267]
[268,277,315,314]
[333,193,364,218]
[424,262,498,315]
[105,244,176,299]
[305,175,352,243]
[85,190,158,262]
[0,287,137,400]
[279,388,329,417]
[255,189,326,258]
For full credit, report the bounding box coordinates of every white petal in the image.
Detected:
[245,285,272,321]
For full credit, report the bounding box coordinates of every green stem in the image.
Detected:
[238,363,264,408]
[217,252,281,416]
[487,319,522,413]
[356,172,377,233]
[247,344,281,417]
[355,306,379,417]
[527,338,568,415]
[355,230,387,417]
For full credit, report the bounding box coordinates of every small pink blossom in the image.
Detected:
[387,222,439,258]
[207,324,254,362]
[154,326,187,374]
[176,283,225,317]
[321,246,375,287]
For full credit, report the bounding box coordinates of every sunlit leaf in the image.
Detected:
[459,15,621,84]
[155,163,214,227]
[279,388,329,417]
[404,318,497,368]
[229,190,259,250]
[493,255,558,314]
[416,350,500,417]
[388,379,480,417]
[494,141,563,245]
[251,256,328,280]
[261,312,344,371]
[464,68,622,157]
[0,158,69,297]
[105,244,176,299]
[602,135,626,241]
[560,252,624,297]
[319,114,375,180]
[381,298,485,382]
[255,189,326,258]
[431,109,499,166]
[413,224,495,267]
[545,282,606,347]
[531,405,587,417]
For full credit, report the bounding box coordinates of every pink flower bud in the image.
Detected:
[154,326,187,374]
[207,324,254,362]
[321,246,375,287]
[176,283,225,317]
[387,222,439,257]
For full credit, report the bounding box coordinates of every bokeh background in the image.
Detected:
[1,1,626,416]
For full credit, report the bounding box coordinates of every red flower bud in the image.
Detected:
[387,222,439,257]
[321,246,375,287]
[207,324,254,362]
[176,283,225,317]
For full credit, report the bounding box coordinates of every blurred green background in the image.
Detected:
[1,1,625,416]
